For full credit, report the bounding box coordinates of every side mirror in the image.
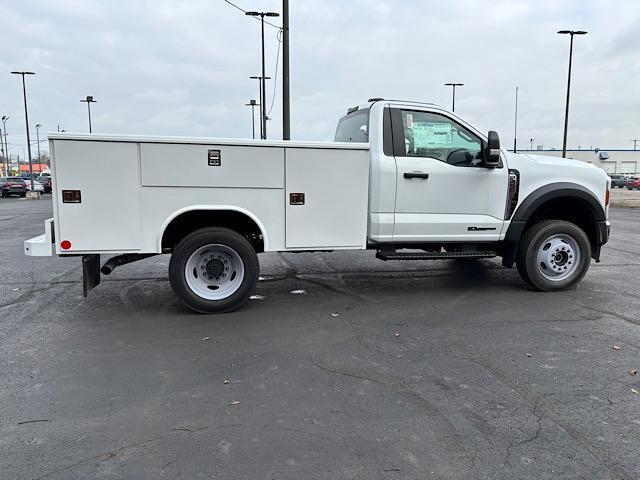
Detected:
[484,131,501,167]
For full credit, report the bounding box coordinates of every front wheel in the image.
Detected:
[516,220,591,291]
[169,228,259,313]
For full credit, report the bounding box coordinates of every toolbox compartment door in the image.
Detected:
[53,140,141,252]
[285,147,369,249]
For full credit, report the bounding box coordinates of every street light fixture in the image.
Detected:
[444,83,464,112]
[250,75,270,139]
[245,99,259,139]
[11,71,36,191]
[80,95,97,133]
[35,123,42,164]
[557,30,587,158]
[246,10,280,139]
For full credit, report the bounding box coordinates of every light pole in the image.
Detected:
[246,10,280,140]
[530,138,535,151]
[250,75,270,139]
[444,83,463,112]
[11,71,35,191]
[630,139,639,151]
[0,127,4,176]
[558,30,587,158]
[2,116,10,176]
[245,99,259,139]
[80,95,97,133]
[282,0,290,140]
[35,123,42,164]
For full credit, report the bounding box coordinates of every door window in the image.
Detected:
[399,110,484,167]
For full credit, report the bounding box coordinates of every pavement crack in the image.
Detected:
[160,458,177,470]
[33,436,164,480]
[504,399,543,466]
[571,302,640,327]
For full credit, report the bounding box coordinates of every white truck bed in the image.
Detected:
[37,133,370,256]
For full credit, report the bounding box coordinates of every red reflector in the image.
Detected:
[61,240,72,250]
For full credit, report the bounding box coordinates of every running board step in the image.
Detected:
[376,250,497,261]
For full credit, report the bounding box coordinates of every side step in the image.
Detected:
[376,250,497,261]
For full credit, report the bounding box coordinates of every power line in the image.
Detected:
[223,0,281,29]
[266,29,282,116]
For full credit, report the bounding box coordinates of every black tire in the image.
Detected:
[515,220,591,291]
[19,193,26,197]
[169,227,259,313]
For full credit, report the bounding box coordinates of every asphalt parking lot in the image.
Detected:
[1,196,640,479]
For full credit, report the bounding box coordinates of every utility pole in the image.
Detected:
[2,116,9,176]
[11,71,36,191]
[558,29,587,158]
[245,99,259,139]
[80,95,97,133]
[282,0,290,140]
[444,83,463,112]
[630,139,639,151]
[250,75,270,139]
[246,10,280,140]
[513,86,518,153]
[35,124,42,164]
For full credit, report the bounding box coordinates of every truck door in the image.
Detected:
[391,108,508,242]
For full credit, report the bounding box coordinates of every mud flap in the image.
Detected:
[82,254,101,297]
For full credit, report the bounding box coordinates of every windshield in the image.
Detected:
[335,109,369,143]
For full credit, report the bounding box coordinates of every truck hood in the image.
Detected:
[517,153,600,171]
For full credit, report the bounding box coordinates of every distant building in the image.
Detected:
[513,149,639,174]
[18,163,48,173]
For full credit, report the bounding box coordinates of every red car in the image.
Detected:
[0,177,27,197]
[626,177,640,190]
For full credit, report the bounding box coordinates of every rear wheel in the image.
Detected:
[516,220,591,291]
[169,227,259,313]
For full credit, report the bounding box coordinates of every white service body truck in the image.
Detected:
[25,99,611,313]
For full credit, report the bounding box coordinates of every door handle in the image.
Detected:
[404,172,429,179]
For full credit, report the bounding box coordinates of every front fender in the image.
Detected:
[501,182,605,267]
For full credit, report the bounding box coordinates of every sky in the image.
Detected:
[1,0,639,158]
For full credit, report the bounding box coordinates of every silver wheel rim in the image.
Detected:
[185,244,245,300]
[536,234,580,281]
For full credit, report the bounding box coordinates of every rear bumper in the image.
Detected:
[24,218,55,256]
[2,188,27,194]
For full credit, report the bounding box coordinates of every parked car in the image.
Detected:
[626,177,640,190]
[25,179,45,193]
[609,174,628,188]
[0,177,27,197]
[37,175,52,193]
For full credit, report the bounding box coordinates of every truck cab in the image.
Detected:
[337,99,609,274]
